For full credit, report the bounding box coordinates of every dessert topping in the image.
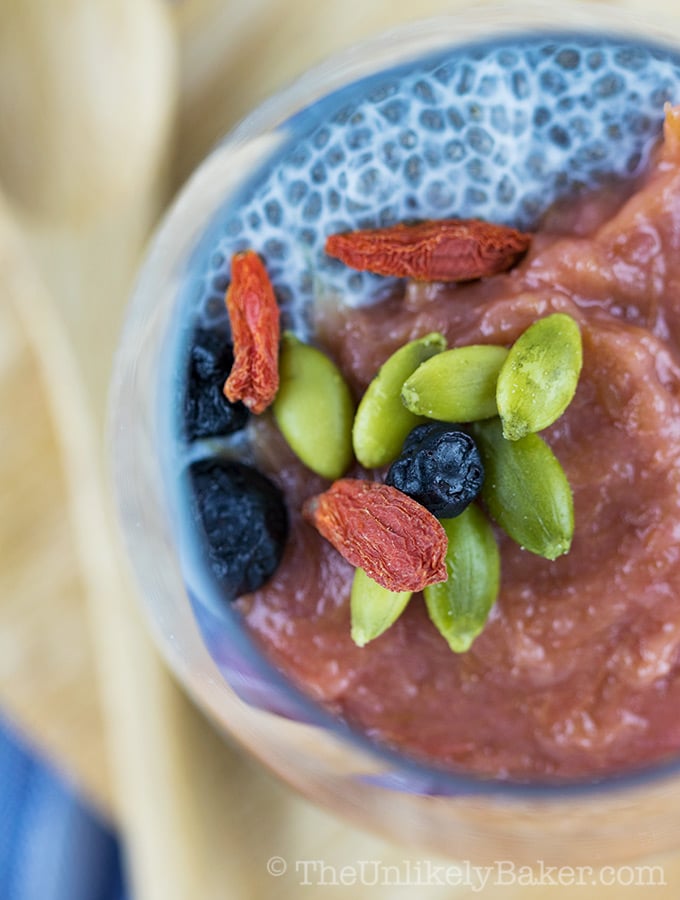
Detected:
[352,331,446,468]
[223,250,280,413]
[472,417,574,560]
[273,332,354,480]
[401,344,509,422]
[325,218,531,282]
[184,327,249,440]
[496,312,583,441]
[350,568,412,647]
[192,224,582,649]
[385,423,484,519]
[303,478,448,592]
[423,505,500,653]
[188,458,288,600]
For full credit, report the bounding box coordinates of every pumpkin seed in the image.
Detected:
[401,345,508,422]
[350,567,412,647]
[497,313,583,441]
[273,332,354,479]
[471,417,574,560]
[424,505,500,653]
[353,332,446,468]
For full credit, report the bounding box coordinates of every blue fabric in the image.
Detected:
[0,716,128,900]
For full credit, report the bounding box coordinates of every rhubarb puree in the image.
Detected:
[238,109,680,781]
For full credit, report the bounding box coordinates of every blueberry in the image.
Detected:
[386,423,484,518]
[184,327,249,440]
[189,459,288,601]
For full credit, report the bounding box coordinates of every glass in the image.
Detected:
[110,2,680,864]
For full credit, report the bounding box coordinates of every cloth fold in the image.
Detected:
[0,716,127,900]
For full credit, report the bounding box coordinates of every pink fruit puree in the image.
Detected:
[237,110,680,781]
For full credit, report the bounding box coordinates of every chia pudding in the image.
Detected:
[169,34,680,783]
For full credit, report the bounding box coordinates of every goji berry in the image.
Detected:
[325,218,531,282]
[303,479,448,592]
[223,250,280,414]
[663,101,680,160]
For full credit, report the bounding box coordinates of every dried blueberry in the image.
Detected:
[386,423,484,518]
[184,327,249,440]
[189,458,288,601]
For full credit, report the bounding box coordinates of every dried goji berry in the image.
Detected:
[303,478,448,592]
[663,101,680,160]
[223,250,279,414]
[325,218,531,282]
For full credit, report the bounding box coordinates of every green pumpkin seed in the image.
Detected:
[424,505,500,653]
[401,345,508,422]
[273,332,354,479]
[353,332,446,468]
[471,418,573,560]
[350,567,412,647]
[497,313,583,441]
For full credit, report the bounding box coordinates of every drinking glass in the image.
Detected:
[110,3,680,864]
